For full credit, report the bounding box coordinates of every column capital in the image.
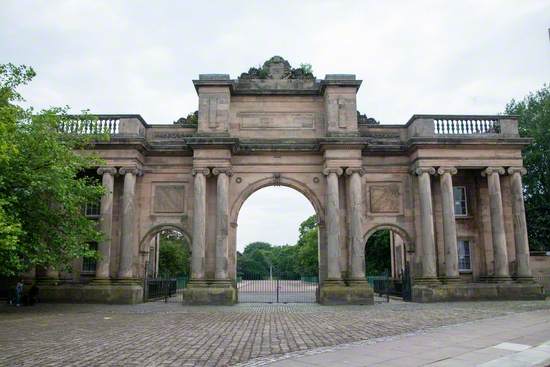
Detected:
[412,167,436,176]
[192,167,211,176]
[119,166,143,176]
[507,166,527,176]
[212,167,233,176]
[481,166,505,177]
[97,166,117,176]
[345,167,365,176]
[322,167,344,176]
[437,166,457,176]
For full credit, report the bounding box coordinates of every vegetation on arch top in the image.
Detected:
[239,56,315,80]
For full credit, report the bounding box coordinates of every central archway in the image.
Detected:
[230,177,324,303]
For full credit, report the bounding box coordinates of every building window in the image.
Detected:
[453,186,468,216]
[458,239,471,272]
[84,200,101,218]
[82,242,98,273]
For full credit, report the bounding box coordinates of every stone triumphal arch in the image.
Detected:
[39,56,543,304]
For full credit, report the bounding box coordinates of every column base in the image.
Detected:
[319,282,373,305]
[182,281,236,305]
[412,282,544,302]
[439,276,462,284]
[414,277,440,285]
[514,276,536,283]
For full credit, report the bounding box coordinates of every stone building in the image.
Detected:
[38,56,543,304]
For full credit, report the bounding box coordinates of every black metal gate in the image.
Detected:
[401,264,412,301]
[144,276,188,303]
[237,272,318,303]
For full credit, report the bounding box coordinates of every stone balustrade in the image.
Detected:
[406,114,520,138]
[61,114,147,136]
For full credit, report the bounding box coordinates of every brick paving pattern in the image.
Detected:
[1,300,550,366]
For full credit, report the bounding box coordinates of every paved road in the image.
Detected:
[1,300,550,366]
[258,310,550,366]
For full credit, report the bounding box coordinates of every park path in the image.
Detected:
[1,300,550,366]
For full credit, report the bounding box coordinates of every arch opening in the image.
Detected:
[364,224,412,301]
[234,184,321,303]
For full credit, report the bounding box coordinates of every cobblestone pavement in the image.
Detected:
[1,300,550,367]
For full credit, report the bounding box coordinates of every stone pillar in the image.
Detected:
[118,166,141,279]
[437,166,460,281]
[95,167,116,280]
[346,167,365,281]
[482,167,510,280]
[414,167,438,281]
[191,168,209,282]
[213,167,232,282]
[508,167,532,280]
[323,167,343,281]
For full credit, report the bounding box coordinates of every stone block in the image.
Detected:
[318,283,373,305]
[412,282,544,303]
[39,283,143,304]
[182,286,236,305]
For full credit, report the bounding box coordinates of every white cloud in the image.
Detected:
[1,0,548,247]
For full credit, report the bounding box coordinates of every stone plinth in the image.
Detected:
[38,283,143,304]
[182,282,236,305]
[318,282,373,305]
[412,282,544,303]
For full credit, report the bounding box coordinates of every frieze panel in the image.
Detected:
[367,182,403,215]
[153,184,185,214]
[238,111,316,130]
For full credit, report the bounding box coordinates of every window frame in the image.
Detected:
[84,200,101,219]
[457,239,472,273]
[453,186,468,217]
[81,242,98,274]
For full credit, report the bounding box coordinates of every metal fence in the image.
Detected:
[238,272,318,303]
[144,276,189,302]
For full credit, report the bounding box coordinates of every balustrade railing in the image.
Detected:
[434,117,500,135]
[59,116,120,135]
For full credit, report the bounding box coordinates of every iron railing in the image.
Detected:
[237,272,318,303]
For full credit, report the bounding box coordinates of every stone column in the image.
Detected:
[437,166,460,281]
[118,166,141,279]
[508,167,532,280]
[191,168,210,282]
[95,167,116,280]
[346,167,365,281]
[213,167,232,281]
[323,167,343,281]
[482,167,510,279]
[414,167,438,280]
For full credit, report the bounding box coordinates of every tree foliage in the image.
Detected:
[157,230,190,277]
[237,215,319,278]
[0,63,106,276]
[505,85,550,251]
[365,230,391,275]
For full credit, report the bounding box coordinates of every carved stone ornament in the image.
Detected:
[412,167,436,176]
[238,56,315,80]
[191,167,211,177]
[481,166,505,177]
[212,167,233,176]
[97,166,117,176]
[322,167,344,176]
[345,167,365,176]
[273,173,282,186]
[507,167,527,176]
[357,111,380,125]
[436,166,458,176]
[313,177,320,183]
[235,177,243,184]
[119,166,143,176]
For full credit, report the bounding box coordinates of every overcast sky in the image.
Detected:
[2,1,548,251]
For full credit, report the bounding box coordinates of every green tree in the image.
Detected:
[505,85,550,251]
[157,231,190,277]
[365,230,391,275]
[0,63,106,276]
[296,215,318,276]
